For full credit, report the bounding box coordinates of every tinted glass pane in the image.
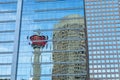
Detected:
[17,0,88,80]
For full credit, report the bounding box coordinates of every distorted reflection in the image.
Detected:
[17,0,88,80]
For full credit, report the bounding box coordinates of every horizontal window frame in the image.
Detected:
[34,17,84,22]
[35,7,83,12]
[0,30,15,33]
[0,52,13,54]
[0,41,14,43]
[0,1,17,4]
[0,10,16,13]
[0,20,16,23]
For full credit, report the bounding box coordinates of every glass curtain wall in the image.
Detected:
[0,0,17,80]
[17,0,88,80]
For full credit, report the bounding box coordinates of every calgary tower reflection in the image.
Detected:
[29,30,48,80]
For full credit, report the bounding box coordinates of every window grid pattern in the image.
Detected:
[85,0,120,80]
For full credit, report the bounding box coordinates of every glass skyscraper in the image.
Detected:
[85,0,120,80]
[0,0,88,80]
[0,0,17,80]
[2,0,120,80]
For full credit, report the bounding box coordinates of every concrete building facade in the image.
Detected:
[85,0,120,80]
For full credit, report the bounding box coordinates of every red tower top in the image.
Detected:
[30,35,48,48]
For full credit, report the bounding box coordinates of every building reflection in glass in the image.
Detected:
[16,0,87,80]
[52,14,87,80]
[30,31,48,80]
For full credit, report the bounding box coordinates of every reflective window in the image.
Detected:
[0,0,17,79]
[17,0,88,80]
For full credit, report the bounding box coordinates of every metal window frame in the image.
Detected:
[35,7,83,12]
[0,10,16,13]
[0,1,17,4]
[11,0,23,80]
[34,17,84,22]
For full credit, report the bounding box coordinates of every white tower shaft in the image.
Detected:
[33,48,41,80]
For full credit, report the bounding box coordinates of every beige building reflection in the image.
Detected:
[52,14,88,80]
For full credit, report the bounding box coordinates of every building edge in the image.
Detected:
[83,0,90,80]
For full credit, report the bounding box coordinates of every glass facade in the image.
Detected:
[85,0,120,80]
[0,0,17,80]
[0,0,88,80]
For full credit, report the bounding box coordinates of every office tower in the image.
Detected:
[0,0,88,80]
[52,14,88,80]
[85,0,120,80]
